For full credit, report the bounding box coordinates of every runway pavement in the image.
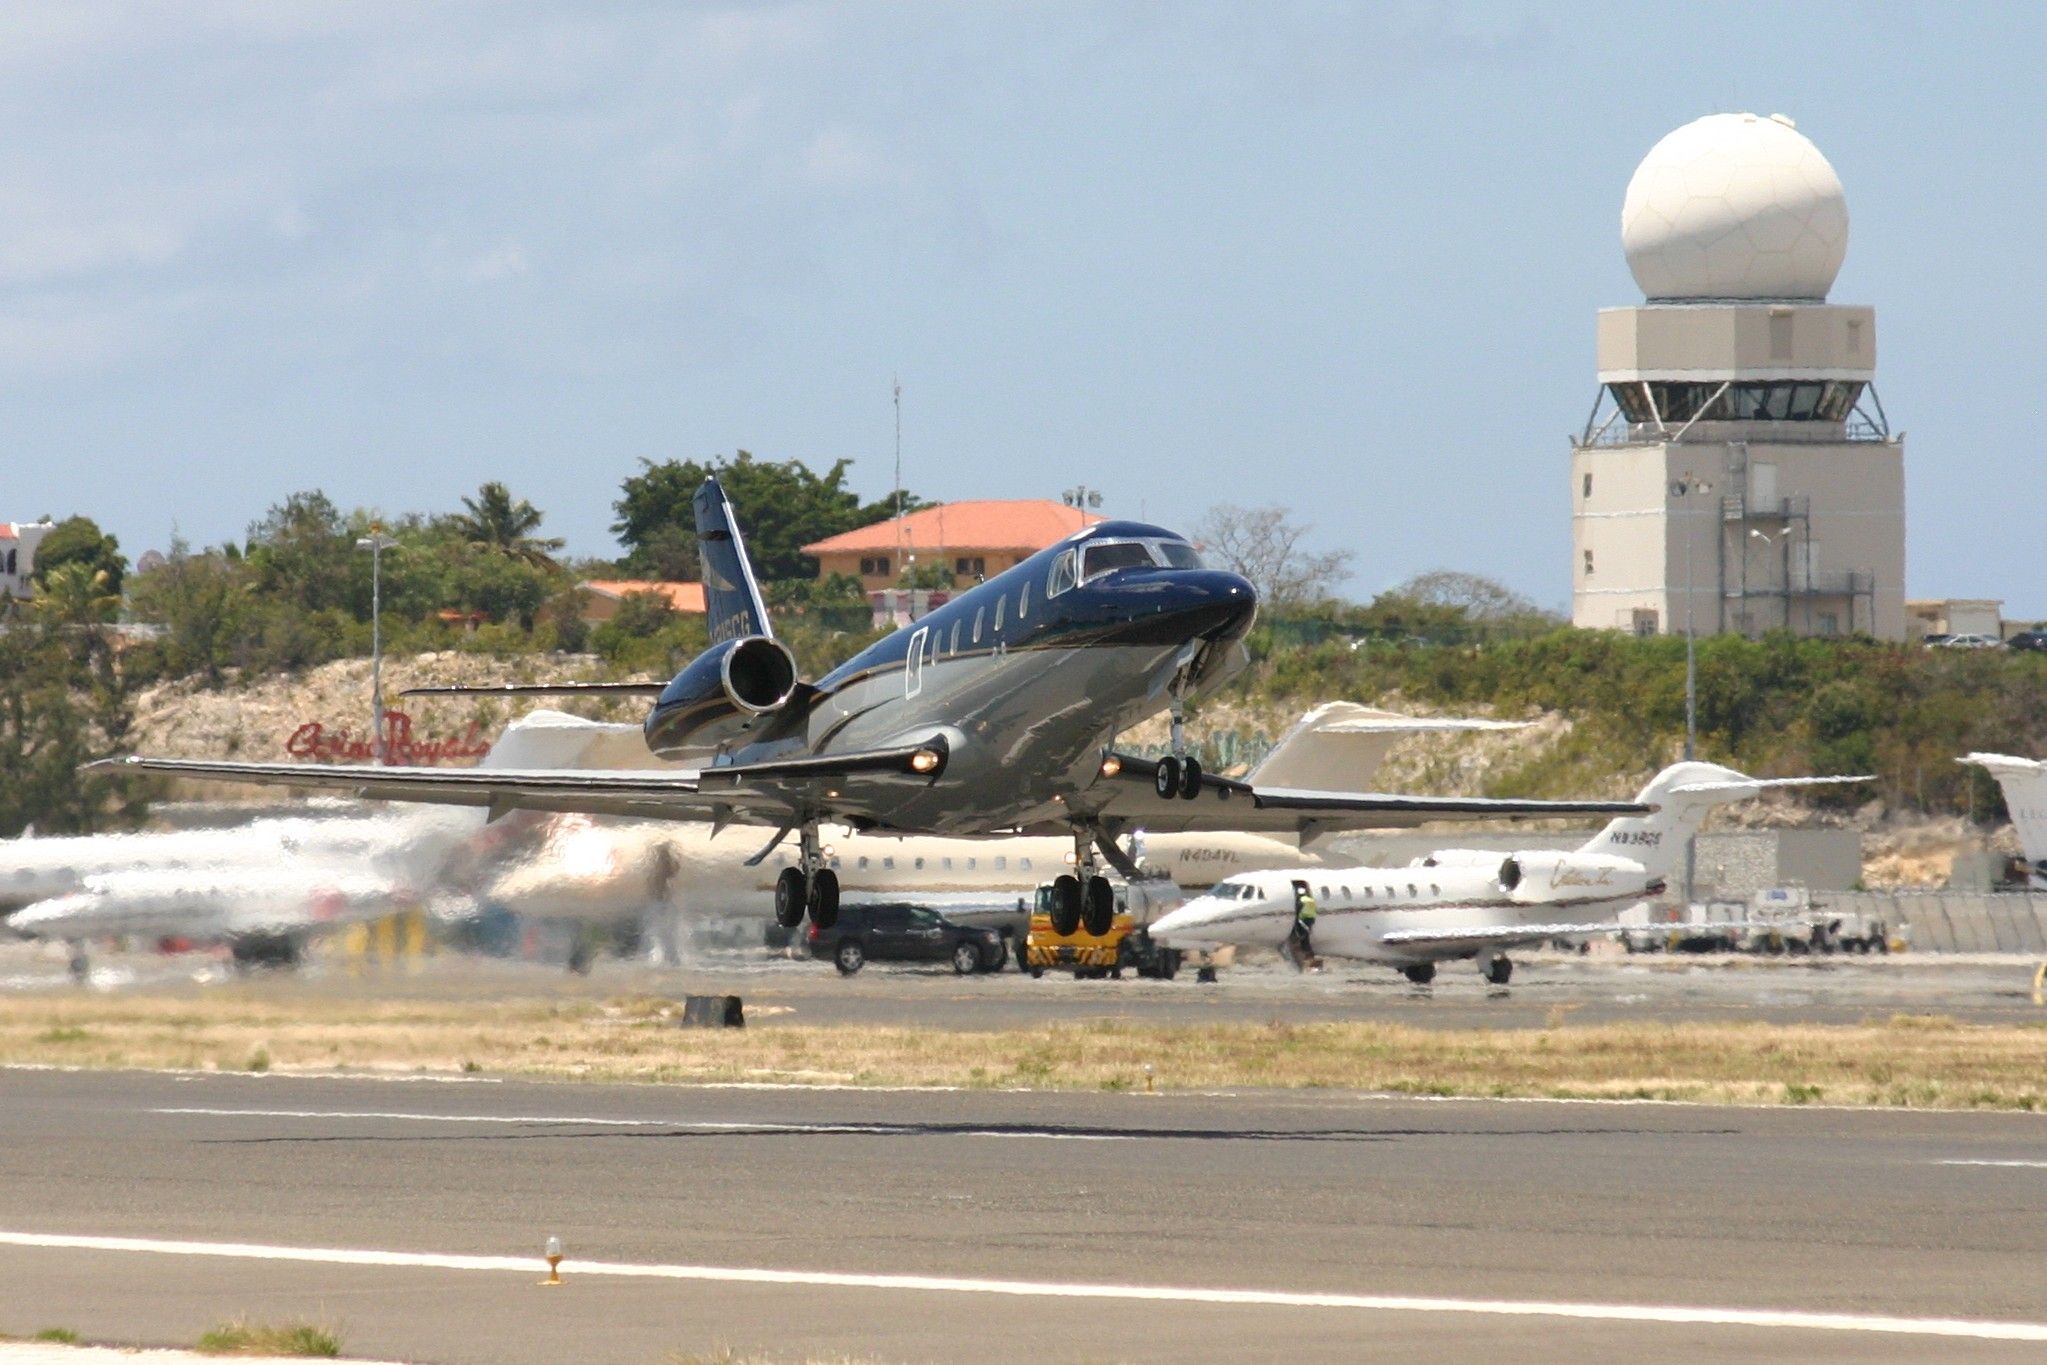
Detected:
[2,1068,2044,1362]
[5,939,2044,1030]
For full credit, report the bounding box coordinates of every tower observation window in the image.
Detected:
[1607,381,1864,426]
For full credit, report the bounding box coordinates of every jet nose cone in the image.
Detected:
[1148,901,1213,947]
[1177,570,1258,641]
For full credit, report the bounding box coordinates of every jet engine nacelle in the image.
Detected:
[645,635,801,757]
[1495,851,1649,903]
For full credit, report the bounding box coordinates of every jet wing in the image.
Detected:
[91,741,947,826]
[1376,922,1637,950]
[1377,918,1786,952]
[1073,756,1648,837]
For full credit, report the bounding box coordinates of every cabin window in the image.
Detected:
[883,857,895,870]
[967,857,977,870]
[858,856,870,870]
[950,621,961,654]
[1431,884,1440,895]
[994,856,1007,871]
[1407,884,1417,896]
[994,596,1006,631]
[1319,886,1331,900]
[915,857,925,870]
[1047,549,1077,598]
[973,607,984,643]
[943,857,953,871]
[1019,858,1032,871]
[1019,581,1031,619]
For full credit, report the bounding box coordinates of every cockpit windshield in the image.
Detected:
[1079,537,1205,583]
[1081,541,1156,583]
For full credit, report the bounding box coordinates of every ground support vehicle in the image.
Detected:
[1023,909,1181,979]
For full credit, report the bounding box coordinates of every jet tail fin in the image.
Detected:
[693,475,774,643]
[1576,763,1869,880]
[1246,701,1526,793]
[1959,754,2047,887]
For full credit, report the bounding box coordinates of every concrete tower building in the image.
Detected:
[1572,113,1905,640]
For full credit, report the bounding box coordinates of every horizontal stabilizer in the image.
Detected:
[1667,774,1872,798]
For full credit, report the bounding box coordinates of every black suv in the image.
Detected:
[808,904,1007,975]
[2007,630,2047,653]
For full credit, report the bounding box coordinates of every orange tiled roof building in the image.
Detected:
[803,501,1102,590]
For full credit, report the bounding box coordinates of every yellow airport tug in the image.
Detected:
[1023,882,1182,980]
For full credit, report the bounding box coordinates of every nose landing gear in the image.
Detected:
[1152,695,1203,800]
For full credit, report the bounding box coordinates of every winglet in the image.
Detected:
[693,475,773,644]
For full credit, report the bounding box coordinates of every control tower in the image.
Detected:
[1571,113,1905,640]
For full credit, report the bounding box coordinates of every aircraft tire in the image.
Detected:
[1179,758,1202,800]
[1483,955,1512,986]
[808,869,840,930]
[835,939,865,975]
[1402,962,1437,985]
[1049,875,1082,936]
[1154,757,1181,800]
[773,868,805,928]
[1082,876,1115,936]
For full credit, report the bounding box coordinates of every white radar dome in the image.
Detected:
[1621,112,1849,301]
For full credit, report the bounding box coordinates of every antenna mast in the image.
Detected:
[892,376,904,571]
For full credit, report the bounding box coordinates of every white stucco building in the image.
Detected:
[1572,113,1906,640]
[0,521,55,599]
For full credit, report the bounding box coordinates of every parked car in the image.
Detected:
[2006,629,2047,653]
[1934,633,2005,649]
[808,903,1007,975]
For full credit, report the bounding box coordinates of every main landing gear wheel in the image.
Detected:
[1049,875,1083,936]
[1481,954,1513,986]
[1179,758,1202,800]
[1402,962,1437,985]
[808,868,840,930]
[773,867,806,929]
[1082,875,1116,937]
[1154,757,1181,800]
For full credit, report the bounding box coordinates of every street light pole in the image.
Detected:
[355,531,398,764]
[1670,476,1712,909]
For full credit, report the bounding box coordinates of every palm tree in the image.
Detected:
[448,482,565,568]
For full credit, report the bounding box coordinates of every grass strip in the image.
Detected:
[0,995,2042,1110]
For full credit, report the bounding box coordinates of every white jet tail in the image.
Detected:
[1247,701,1525,793]
[1959,754,2047,888]
[1575,762,1869,882]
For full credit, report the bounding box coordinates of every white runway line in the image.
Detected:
[148,1106,1130,1141]
[1936,1159,2047,1168]
[4,1231,2046,1342]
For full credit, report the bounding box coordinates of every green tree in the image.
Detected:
[0,564,143,835]
[127,539,249,682]
[31,516,127,602]
[613,451,912,582]
[444,481,565,569]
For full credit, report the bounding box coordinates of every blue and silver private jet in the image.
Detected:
[103,478,1645,937]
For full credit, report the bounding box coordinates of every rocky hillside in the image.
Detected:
[131,653,2015,888]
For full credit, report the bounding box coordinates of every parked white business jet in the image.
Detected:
[1150,762,1867,984]
[1957,754,2047,889]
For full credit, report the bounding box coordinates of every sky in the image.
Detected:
[2,1,2041,616]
